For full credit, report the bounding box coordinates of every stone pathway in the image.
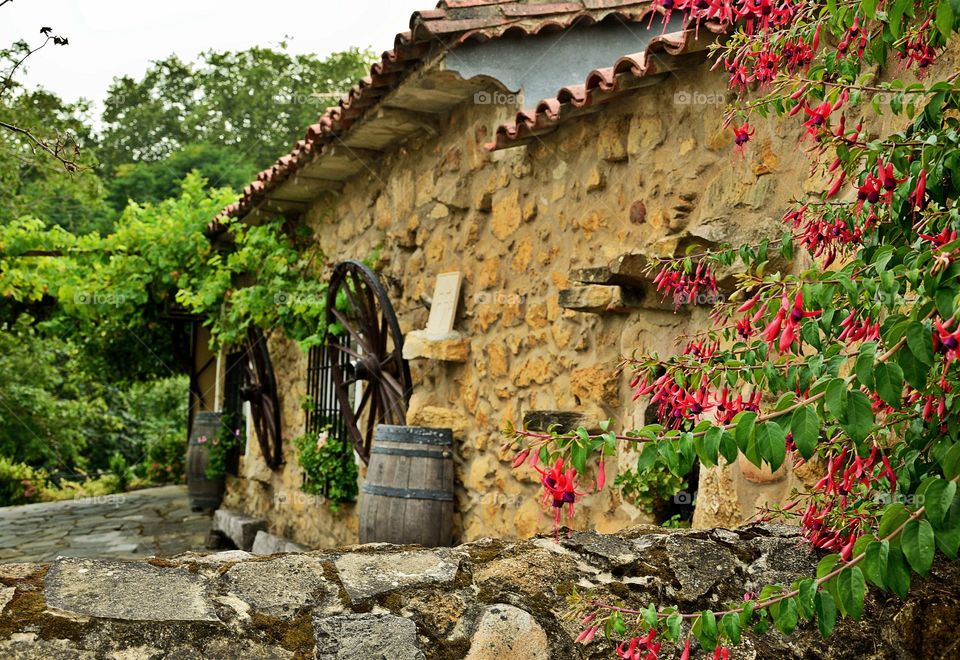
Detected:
[0,485,209,563]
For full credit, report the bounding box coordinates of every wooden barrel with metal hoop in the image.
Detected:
[186,411,225,511]
[359,425,454,547]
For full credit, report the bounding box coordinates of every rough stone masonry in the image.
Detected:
[0,524,957,659]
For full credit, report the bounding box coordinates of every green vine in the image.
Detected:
[205,411,243,480]
[293,426,358,512]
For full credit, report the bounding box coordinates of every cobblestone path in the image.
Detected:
[0,485,209,563]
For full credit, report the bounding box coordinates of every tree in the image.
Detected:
[505,1,960,656]
[98,46,375,173]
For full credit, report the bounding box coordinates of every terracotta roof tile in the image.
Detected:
[484,27,721,151]
[211,1,713,231]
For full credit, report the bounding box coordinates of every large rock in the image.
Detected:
[464,604,548,660]
[0,525,956,659]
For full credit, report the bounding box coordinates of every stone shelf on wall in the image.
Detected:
[558,285,644,314]
[522,410,602,434]
[569,253,652,289]
[402,329,470,362]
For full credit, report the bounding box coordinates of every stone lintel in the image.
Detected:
[402,329,470,362]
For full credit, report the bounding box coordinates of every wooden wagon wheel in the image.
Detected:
[326,260,412,463]
[239,325,283,470]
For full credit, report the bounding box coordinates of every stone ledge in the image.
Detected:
[211,508,267,551]
[251,530,307,555]
[0,524,955,659]
[401,329,471,362]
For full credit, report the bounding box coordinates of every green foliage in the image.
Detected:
[205,411,243,480]
[108,452,133,492]
[0,456,44,506]
[140,432,187,484]
[99,46,375,172]
[293,427,358,512]
[105,143,256,213]
[614,463,687,517]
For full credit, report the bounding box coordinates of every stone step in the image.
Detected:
[251,530,307,555]
[211,508,267,551]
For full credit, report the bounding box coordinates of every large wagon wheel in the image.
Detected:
[326,260,412,463]
[239,325,283,470]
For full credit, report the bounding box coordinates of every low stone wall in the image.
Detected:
[0,524,956,658]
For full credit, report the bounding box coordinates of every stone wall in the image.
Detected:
[224,55,824,548]
[1,524,957,658]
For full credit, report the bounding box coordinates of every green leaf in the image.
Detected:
[790,405,820,460]
[719,430,739,465]
[937,0,955,38]
[756,421,787,472]
[864,541,889,588]
[841,390,874,444]
[815,591,837,638]
[695,427,721,469]
[825,378,848,422]
[721,613,741,644]
[774,597,799,634]
[854,343,877,389]
[898,346,930,390]
[923,478,956,527]
[666,612,682,641]
[934,495,960,559]
[739,599,755,627]
[735,412,757,451]
[643,603,657,628]
[906,321,934,366]
[837,566,866,620]
[901,519,935,575]
[879,503,911,543]
[943,443,960,480]
[874,362,904,407]
[798,578,816,619]
[886,548,912,599]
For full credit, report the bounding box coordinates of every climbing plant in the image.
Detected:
[0,173,331,351]
[505,0,960,656]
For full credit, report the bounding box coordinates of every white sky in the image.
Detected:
[1,0,429,107]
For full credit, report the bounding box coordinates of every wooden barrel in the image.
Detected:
[360,425,454,547]
[186,411,225,511]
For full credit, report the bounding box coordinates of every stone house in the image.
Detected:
[200,0,821,549]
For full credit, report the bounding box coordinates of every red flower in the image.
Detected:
[536,458,584,535]
[762,291,822,354]
[732,121,754,154]
[617,629,660,660]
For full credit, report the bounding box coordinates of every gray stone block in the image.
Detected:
[333,549,458,601]
[251,530,306,555]
[211,508,267,551]
[44,558,217,621]
[314,613,424,660]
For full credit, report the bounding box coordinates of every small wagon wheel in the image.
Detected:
[326,260,412,463]
[239,325,283,470]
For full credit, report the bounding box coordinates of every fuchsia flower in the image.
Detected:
[616,629,661,660]
[732,122,754,154]
[713,644,730,660]
[934,318,960,363]
[535,459,584,536]
[762,291,822,354]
